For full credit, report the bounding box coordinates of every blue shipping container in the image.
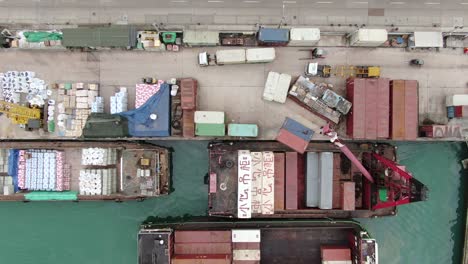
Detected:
[258,28,289,43]
[447,106,455,119]
[119,84,171,137]
[281,117,314,141]
[227,124,258,137]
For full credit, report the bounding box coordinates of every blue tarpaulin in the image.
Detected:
[8,149,19,192]
[119,83,171,137]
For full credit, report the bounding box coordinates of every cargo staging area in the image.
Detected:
[0,11,466,264]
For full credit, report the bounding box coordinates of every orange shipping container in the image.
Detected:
[365,79,378,139]
[390,80,406,139]
[346,78,366,139]
[404,80,418,140]
[274,153,285,211]
[341,182,355,211]
[377,78,390,139]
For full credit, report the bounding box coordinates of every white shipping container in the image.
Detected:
[446,95,468,106]
[233,250,261,261]
[246,48,276,63]
[215,49,246,64]
[232,229,261,242]
[263,71,280,102]
[273,73,292,104]
[289,28,320,46]
[306,152,319,207]
[194,111,225,124]
[251,152,263,214]
[183,30,219,46]
[349,29,388,47]
[238,150,252,219]
[413,31,443,48]
[319,152,333,209]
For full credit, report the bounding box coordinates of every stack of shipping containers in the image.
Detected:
[347,78,417,140]
[180,78,197,138]
[195,111,226,136]
[276,118,314,154]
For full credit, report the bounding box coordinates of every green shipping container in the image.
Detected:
[195,123,225,136]
[228,124,258,137]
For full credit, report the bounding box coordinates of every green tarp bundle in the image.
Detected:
[24,191,78,201]
[23,31,62,43]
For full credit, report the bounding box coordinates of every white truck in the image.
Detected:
[198,48,276,66]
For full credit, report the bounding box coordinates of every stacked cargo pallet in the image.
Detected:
[180,78,197,137]
[195,111,226,137]
[276,117,314,153]
[17,149,70,191]
[79,148,118,195]
[56,82,99,137]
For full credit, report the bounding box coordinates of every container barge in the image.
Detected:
[138,219,377,264]
[208,141,428,219]
[0,140,170,201]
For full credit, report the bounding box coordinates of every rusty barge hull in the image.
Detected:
[139,219,377,264]
[0,140,171,201]
[208,140,397,219]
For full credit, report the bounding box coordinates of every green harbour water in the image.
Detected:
[0,140,465,264]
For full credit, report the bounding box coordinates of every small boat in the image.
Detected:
[0,140,171,201]
[207,140,428,219]
[138,218,378,264]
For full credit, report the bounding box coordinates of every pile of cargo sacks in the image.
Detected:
[346,78,418,140]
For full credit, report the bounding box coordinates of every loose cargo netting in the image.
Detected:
[23,31,62,42]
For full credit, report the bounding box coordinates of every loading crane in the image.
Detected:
[322,124,428,210]
[0,100,42,128]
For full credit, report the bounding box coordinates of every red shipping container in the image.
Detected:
[341,182,355,211]
[454,106,463,118]
[273,153,285,211]
[321,246,352,261]
[180,78,198,110]
[390,80,406,139]
[175,231,231,243]
[233,242,261,250]
[174,243,232,255]
[365,79,378,139]
[276,128,308,154]
[404,80,418,140]
[377,78,390,138]
[346,78,366,139]
[183,110,195,138]
[285,152,304,210]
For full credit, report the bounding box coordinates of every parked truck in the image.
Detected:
[198,47,275,66]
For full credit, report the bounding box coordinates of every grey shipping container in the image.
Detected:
[306,152,319,207]
[282,117,314,142]
[319,152,333,209]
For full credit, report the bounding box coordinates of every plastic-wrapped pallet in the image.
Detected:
[81,148,117,166]
[0,149,9,173]
[79,168,116,195]
[110,87,128,114]
[91,97,104,113]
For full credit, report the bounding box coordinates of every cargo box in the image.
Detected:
[288,28,320,46]
[175,231,231,243]
[183,30,219,46]
[245,48,276,63]
[182,110,195,138]
[195,123,226,136]
[390,80,406,140]
[349,29,387,47]
[281,117,314,142]
[346,78,366,139]
[276,129,308,154]
[258,28,289,45]
[285,152,304,210]
[195,111,225,124]
[341,182,355,211]
[319,152,333,209]
[215,49,246,65]
[377,78,390,138]
[180,78,198,110]
[305,152,319,207]
[404,80,418,140]
[228,124,258,137]
[273,153,285,211]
